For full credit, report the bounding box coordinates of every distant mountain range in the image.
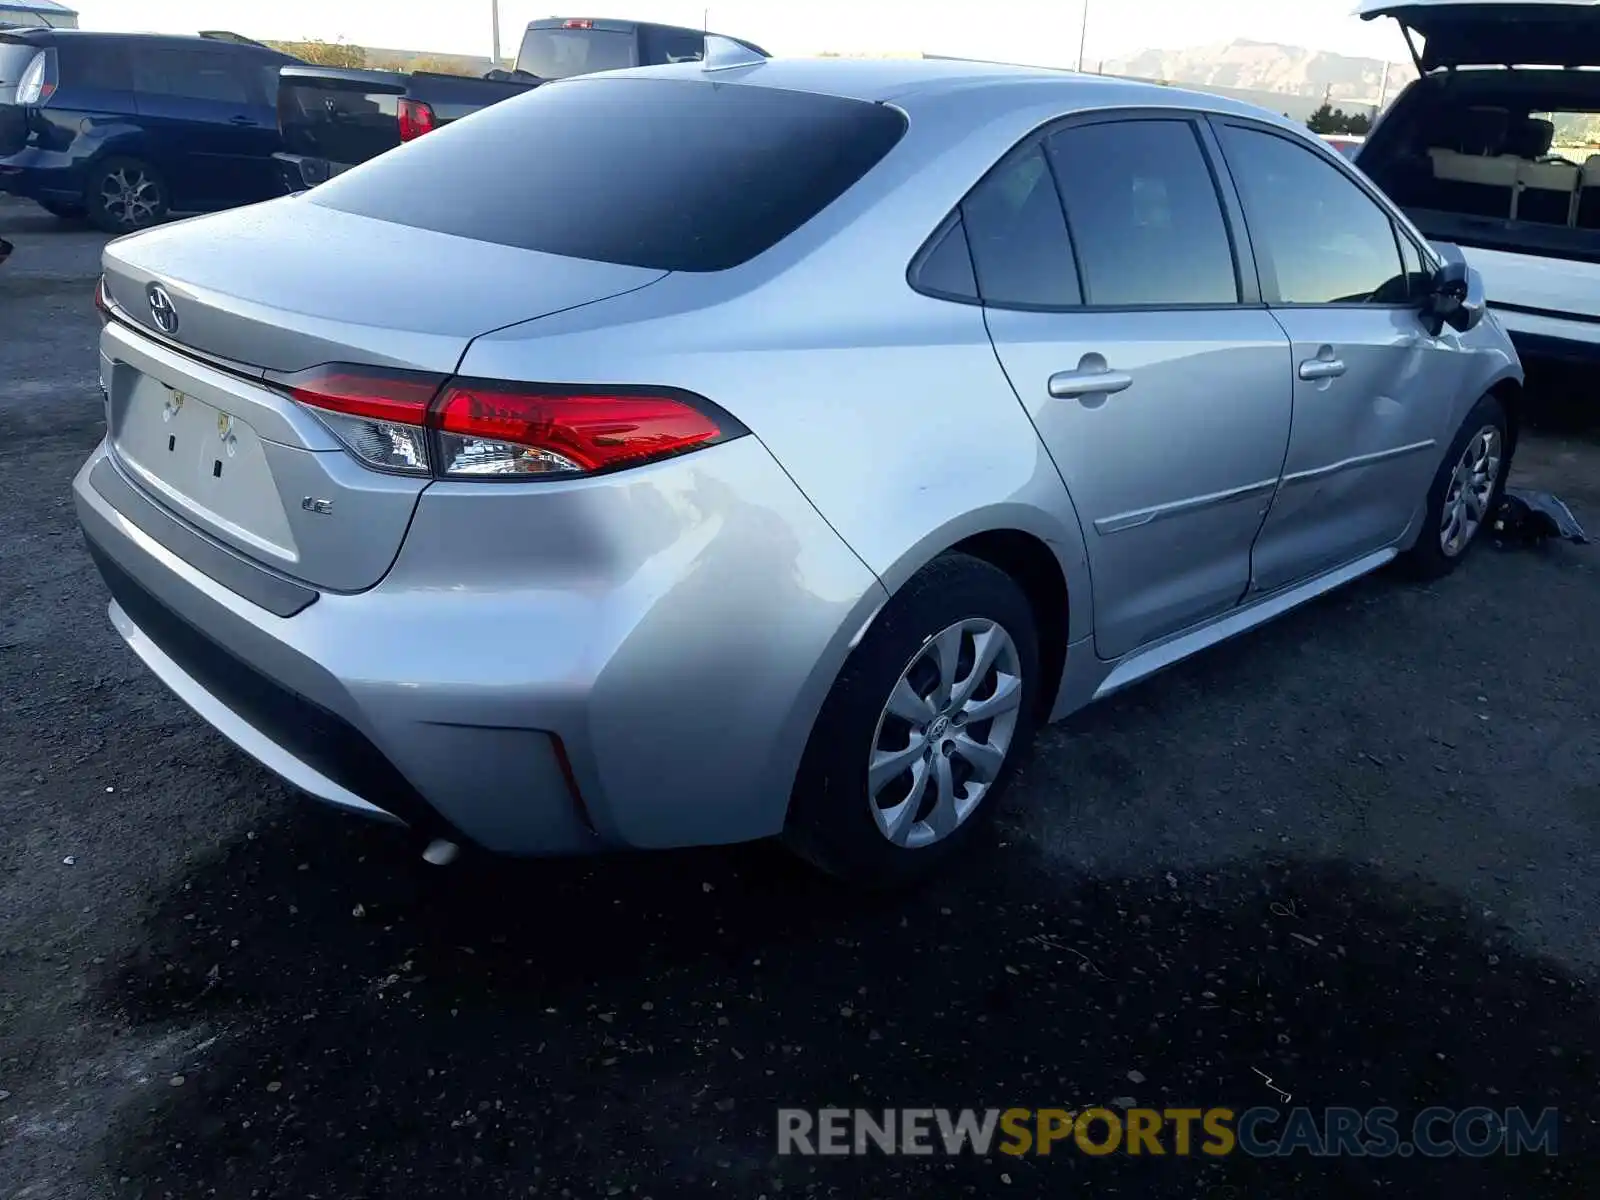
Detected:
[1100,39,1418,106]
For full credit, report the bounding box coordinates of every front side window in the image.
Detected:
[1217,124,1408,305]
[1046,118,1239,306]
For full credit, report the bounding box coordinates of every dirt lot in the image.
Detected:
[2,192,1598,1200]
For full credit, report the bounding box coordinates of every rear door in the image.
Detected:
[1211,117,1466,592]
[977,113,1294,661]
[131,42,279,210]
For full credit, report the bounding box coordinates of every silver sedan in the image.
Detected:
[74,52,1521,886]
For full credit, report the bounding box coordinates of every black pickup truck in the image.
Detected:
[273,16,768,192]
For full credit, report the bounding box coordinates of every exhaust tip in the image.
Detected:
[421,838,460,867]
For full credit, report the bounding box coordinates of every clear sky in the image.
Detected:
[67,0,1413,66]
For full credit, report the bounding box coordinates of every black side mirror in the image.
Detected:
[1420,246,1486,337]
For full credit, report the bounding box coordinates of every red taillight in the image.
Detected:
[94,275,112,323]
[278,364,446,475]
[270,364,738,479]
[563,18,594,28]
[397,98,436,142]
[431,383,728,476]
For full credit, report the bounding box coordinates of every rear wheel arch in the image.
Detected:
[948,528,1069,724]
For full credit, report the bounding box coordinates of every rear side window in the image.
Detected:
[55,39,134,91]
[308,77,909,272]
[516,27,636,79]
[960,143,1081,308]
[1216,124,1407,306]
[1046,119,1238,306]
[133,45,256,105]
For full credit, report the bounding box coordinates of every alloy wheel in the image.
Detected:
[1440,425,1502,557]
[100,168,162,228]
[867,618,1024,849]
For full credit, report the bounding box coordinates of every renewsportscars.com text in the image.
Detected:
[777,1106,1559,1158]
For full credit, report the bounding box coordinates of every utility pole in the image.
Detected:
[491,0,501,65]
[1077,0,1089,72]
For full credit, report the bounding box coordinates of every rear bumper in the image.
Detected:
[73,437,888,857]
[272,152,357,194]
[0,152,85,205]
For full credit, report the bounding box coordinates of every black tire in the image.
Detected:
[1399,392,1510,580]
[784,552,1041,889]
[85,157,169,234]
[37,199,86,220]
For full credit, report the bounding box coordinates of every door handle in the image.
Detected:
[1048,368,1133,399]
[1298,357,1347,381]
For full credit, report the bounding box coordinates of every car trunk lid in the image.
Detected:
[1359,1,1600,72]
[98,198,668,594]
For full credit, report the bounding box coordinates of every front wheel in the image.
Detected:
[85,157,169,233]
[1399,392,1509,579]
[784,553,1041,888]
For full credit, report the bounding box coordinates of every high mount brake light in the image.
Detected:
[397,98,436,142]
[273,364,740,480]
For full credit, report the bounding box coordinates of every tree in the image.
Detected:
[1307,102,1374,137]
[266,39,367,68]
[407,55,480,76]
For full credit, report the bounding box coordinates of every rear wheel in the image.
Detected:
[85,157,169,233]
[1400,392,1509,579]
[784,553,1041,888]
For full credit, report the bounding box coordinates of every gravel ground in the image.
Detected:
[2,192,1598,1200]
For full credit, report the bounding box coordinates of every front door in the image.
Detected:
[973,115,1294,661]
[1210,118,1469,593]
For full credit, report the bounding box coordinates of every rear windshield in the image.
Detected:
[307,77,909,272]
[0,41,41,86]
[515,27,634,79]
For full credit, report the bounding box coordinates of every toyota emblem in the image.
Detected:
[146,283,178,336]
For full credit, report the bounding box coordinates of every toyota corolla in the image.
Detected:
[74,48,1523,886]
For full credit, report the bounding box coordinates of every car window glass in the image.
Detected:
[960,143,1081,308]
[1045,119,1238,307]
[132,46,254,105]
[912,216,978,301]
[1218,125,1407,305]
[516,28,636,79]
[641,26,705,64]
[1397,231,1430,299]
[309,76,907,272]
[56,39,134,91]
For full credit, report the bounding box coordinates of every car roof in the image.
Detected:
[0,28,276,47]
[588,54,1308,127]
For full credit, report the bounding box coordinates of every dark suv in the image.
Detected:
[0,30,298,231]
